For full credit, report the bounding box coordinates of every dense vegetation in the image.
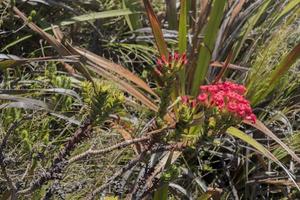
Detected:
[0,0,300,199]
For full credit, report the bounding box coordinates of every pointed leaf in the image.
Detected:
[243,119,300,164]
[59,9,133,26]
[227,126,300,190]
[192,0,227,95]
[142,0,168,57]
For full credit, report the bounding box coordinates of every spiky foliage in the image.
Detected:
[1,0,300,199]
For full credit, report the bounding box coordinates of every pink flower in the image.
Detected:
[174,52,179,61]
[208,85,218,93]
[197,93,208,102]
[181,96,189,104]
[157,58,163,66]
[237,85,247,94]
[155,52,187,72]
[200,85,209,91]
[190,100,197,108]
[245,114,256,123]
[161,55,168,65]
[227,102,237,112]
[195,81,256,123]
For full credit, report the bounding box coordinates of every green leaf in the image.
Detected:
[191,0,227,95]
[178,0,188,54]
[165,0,177,30]
[250,42,300,105]
[142,0,169,57]
[2,9,134,52]
[232,0,271,61]
[271,0,300,27]
[59,9,133,26]
[226,127,300,190]
[178,0,188,95]
[244,120,300,164]
[122,0,142,31]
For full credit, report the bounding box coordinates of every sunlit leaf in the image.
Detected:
[142,0,168,57]
[191,0,227,95]
[226,126,300,190]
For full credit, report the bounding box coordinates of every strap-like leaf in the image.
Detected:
[191,0,227,95]
[244,119,300,164]
[142,0,168,57]
[227,126,300,190]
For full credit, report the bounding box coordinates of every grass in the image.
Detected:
[0,0,300,199]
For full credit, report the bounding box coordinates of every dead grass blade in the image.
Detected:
[213,51,233,83]
[210,61,248,71]
[0,55,78,69]
[13,7,158,112]
[226,0,246,33]
[72,47,158,98]
[243,119,300,164]
[85,61,158,112]
[142,0,168,57]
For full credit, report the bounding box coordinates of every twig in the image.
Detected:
[87,144,185,200]
[17,119,92,195]
[0,162,17,199]
[68,136,151,164]
[68,124,176,164]
[0,115,33,199]
[87,150,148,200]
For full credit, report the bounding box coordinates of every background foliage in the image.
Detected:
[0,0,300,199]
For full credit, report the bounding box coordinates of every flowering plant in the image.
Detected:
[155,52,187,78]
[197,82,256,123]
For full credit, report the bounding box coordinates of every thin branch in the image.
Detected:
[68,124,176,164]
[87,144,185,200]
[0,161,17,199]
[17,119,92,195]
[0,115,33,199]
[87,150,147,200]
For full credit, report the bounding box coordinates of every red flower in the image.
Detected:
[181,96,189,104]
[197,82,256,123]
[156,52,187,70]
[197,93,208,102]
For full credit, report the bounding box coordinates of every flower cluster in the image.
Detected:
[197,82,256,123]
[155,52,187,76]
[181,95,197,108]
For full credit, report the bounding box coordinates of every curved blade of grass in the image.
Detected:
[250,42,300,105]
[232,0,271,61]
[226,126,300,190]
[0,88,82,103]
[122,0,142,31]
[59,9,134,26]
[0,102,46,110]
[243,119,300,164]
[0,101,80,125]
[178,0,188,95]
[178,0,188,53]
[62,8,132,23]
[73,47,158,98]
[0,94,48,108]
[271,0,300,27]
[191,0,227,95]
[142,0,168,57]
[165,0,177,30]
